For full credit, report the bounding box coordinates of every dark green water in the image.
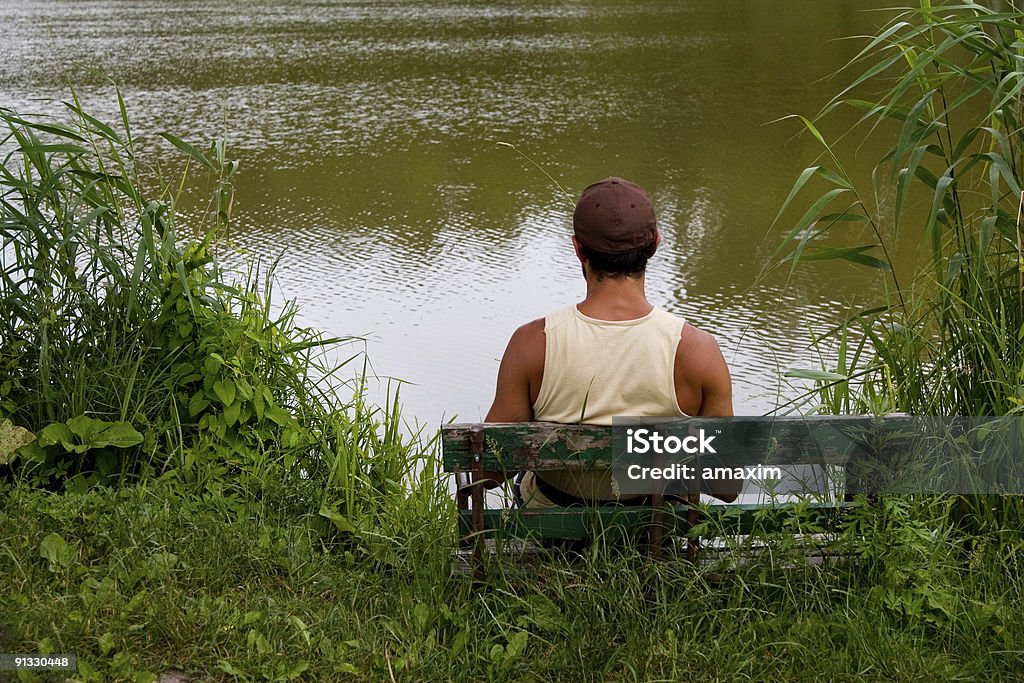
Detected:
[1,0,918,425]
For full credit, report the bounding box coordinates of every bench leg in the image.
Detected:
[456,473,469,511]
[455,473,472,549]
[470,426,485,580]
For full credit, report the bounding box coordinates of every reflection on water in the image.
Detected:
[0,0,911,427]
[225,198,863,425]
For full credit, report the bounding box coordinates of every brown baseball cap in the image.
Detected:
[573,177,657,253]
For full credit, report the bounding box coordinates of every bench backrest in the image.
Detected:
[441,416,911,473]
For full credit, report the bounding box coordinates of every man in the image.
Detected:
[484,177,739,506]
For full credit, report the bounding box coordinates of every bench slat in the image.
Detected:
[457,503,851,539]
[442,416,913,472]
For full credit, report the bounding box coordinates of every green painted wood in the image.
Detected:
[458,502,852,539]
[443,422,611,472]
[442,416,914,472]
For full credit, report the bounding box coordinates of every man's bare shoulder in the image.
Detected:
[487,318,546,419]
[675,322,728,382]
[512,317,545,340]
[507,317,544,350]
[501,317,545,374]
[679,321,722,352]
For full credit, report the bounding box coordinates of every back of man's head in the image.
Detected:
[573,177,658,279]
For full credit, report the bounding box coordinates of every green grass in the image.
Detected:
[3,482,1024,681]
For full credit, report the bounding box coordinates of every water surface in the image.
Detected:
[0,0,917,428]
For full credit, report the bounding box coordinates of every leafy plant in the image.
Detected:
[38,415,143,454]
[0,91,434,530]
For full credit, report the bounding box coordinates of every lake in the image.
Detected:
[0,0,918,429]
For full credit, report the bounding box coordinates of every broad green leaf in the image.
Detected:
[413,603,432,633]
[253,387,266,420]
[96,422,144,449]
[188,393,210,417]
[67,415,143,449]
[523,594,568,635]
[224,400,241,427]
[67,414,106,442]
[235,377,254,401]
[506,630,529,660]
[319,506,355,533]
[39,532,75,571]
[265,405,294,427]
[99,632,116,655]
[450,629,469,656]
[784,369,849,382]
[39,423,84,452]
[40,416,143,453]
[217,661,245,677]
[212,379,236,407]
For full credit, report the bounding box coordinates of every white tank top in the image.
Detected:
[531,304,687,500]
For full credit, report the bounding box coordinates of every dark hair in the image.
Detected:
[579,242,657,280]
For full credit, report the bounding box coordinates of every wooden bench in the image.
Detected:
[442,416,912,572]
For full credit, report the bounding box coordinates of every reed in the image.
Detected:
[771,0,1024,418]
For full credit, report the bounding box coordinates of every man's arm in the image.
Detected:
[676,325,739,501]
[693,336,732,420]
[477,319,545,487]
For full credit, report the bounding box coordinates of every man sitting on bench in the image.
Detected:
[481,176,740,506]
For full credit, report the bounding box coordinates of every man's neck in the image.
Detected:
[576,273,653,321]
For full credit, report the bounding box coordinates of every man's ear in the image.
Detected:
[571,235,590,280]
[654,231,661,250]
[571,235,586,262]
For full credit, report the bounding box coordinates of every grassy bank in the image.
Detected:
[4,482,1024,681]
